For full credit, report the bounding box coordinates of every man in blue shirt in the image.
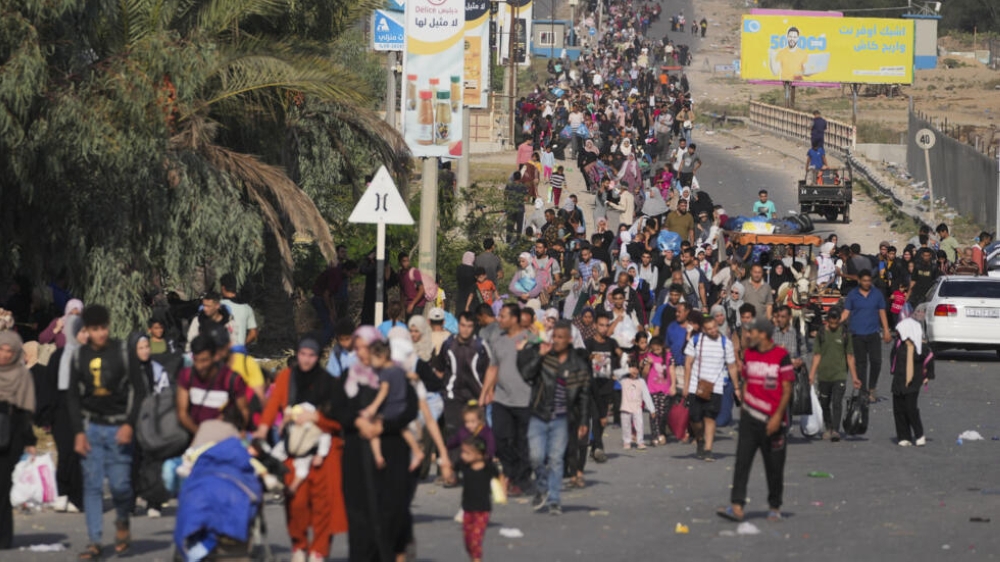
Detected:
[841,270,891,403]
[665,303,693,392]
[806,141,827,174]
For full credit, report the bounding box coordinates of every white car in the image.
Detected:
[925,276,1000,357]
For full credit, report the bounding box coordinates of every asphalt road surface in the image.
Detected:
[9,2,1000,561]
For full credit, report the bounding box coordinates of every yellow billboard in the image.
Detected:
[740,15,914,85]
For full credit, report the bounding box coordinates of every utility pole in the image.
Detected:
[508,1,519,144]
[385,52,397,128]
[418,157,439,281]
[458,106,471,190]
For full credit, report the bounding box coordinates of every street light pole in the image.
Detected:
[508,2,519,144]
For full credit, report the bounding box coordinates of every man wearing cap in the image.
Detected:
[719,318,794,524]
[428,307,450,356]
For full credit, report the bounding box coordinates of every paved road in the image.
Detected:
[10,2,1000,561]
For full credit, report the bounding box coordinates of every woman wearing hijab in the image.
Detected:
[50,314,84,512]
[891,304,933,447]
[578,139,602,190]
[254,336,348,561]
[406,316,445,435]
[387,328,452,483]
[509,253,542,303]
[723,282,746,334]
[456,252,477,315]
[769,260,795,300]
[330,327,419,562]
[126,332,172,518]
[38,298,83,349]
[407,316,434,363]
[607,184,635,230]
[21,342,53,430]
[0,332,37,549]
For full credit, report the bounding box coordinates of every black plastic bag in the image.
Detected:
[843,391,869,436]
[791,368,812,416]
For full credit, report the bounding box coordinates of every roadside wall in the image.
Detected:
[856,143,907,164]
[907,110,999,228]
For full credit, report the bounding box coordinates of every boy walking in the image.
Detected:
[68,305,144,559]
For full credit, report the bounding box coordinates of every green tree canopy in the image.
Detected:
[0,0,409,334]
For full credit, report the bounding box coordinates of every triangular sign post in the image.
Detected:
[348,166,414,225]
[347,166,413,325]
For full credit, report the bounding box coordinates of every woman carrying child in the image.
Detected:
[254,337,347,562]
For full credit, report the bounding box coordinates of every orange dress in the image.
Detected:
[260,367,348,556]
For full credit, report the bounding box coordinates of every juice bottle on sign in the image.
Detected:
[406,74,418,110]
[435,90,451,144]
[450,76,461,111]
[417,90,434,145]
[429,77,440,97]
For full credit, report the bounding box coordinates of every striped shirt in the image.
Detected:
[684,334,735,394]
[550,173,566,190]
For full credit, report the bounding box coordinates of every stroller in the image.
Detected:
[173,433,274,562]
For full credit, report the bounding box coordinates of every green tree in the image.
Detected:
[0,0,409,334]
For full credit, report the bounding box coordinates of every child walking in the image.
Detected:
[460,435,496,562]
[541,145,555,182]
[641,338,674,445]
[619,355,655,449]
[550,166,566,206]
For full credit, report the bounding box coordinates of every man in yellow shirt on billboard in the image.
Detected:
[770,27,808,81]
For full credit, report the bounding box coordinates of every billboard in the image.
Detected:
[373,10,405,51]
[498,0,533,66]
[464,0,490,108]
[402,0,465,157]
[740,15,915,85]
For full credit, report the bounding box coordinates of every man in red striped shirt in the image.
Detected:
[718,318,795,524]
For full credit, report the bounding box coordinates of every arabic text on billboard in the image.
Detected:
[402,0,466,157]
[739,15,914,85]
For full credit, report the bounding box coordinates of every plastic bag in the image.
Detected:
[491,477,507,505]
[799,386,824,437]
[843,391,869,436]
[716,378,735,427]
[10,453,57,506]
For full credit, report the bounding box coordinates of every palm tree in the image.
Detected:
[0,0,408,330]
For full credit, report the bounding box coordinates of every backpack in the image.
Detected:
[136,380,190,460]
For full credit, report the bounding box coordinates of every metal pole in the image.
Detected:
[375,221,386,325]
[924,148,934,222]
[851,84,858,127]
[508,2,519,144]
[385,52,396,128]
[549,0,554,59]
[419,157,439,281]
[458,106,471,190]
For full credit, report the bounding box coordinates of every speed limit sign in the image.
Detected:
[916,128,936,150]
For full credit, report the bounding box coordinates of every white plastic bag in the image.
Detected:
[800,386,824,437]
[10,454,58,506]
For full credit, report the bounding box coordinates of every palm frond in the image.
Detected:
[328,107,411,179]
[195,0,285,37]
[183,53,371,120]
[171,117,337,292]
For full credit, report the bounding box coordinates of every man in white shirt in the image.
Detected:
[683,316,739,461]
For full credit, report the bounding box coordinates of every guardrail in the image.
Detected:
[747,101,856,156]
